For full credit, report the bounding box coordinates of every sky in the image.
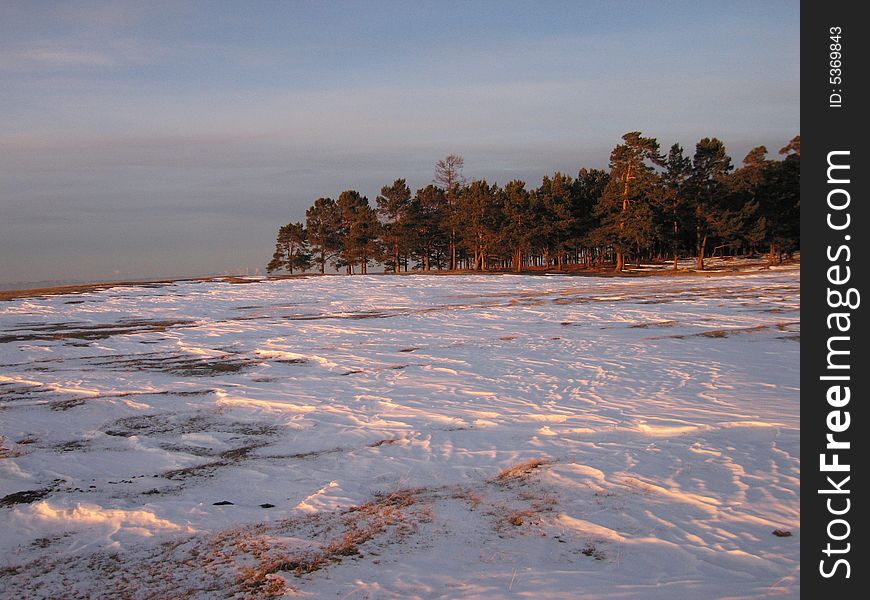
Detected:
[0,0,800,287]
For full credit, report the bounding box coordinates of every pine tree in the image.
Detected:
[457,180,502,271]
[267,222,311,274]
[594,132,663,272]
[407,184,447,271]
[434,155,466,270]
[287,133,798,276]
[773,135,800,261]
[658,144,693,270]
[687,138,732,270]
[501,180,534,272]
[571,168,609,267]
[376,179,412,273]
[337,190,380,274]
[536,172,574,271]
[305,197,341,274]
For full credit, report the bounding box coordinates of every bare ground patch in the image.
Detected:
[0,319,197,344]
[0,488,52,507]
[86,352,260,377]
[368,438,402,448]
[648,320,800,340]
[102,411,272,438]
[0,381,56,405]
[629,320,678,329]
[44,389,216,412]
[97,412,282,484]
[162,443,269,481]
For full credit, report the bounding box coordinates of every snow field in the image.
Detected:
[0,268,799,598]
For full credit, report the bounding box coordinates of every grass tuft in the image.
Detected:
[491,458,553,485]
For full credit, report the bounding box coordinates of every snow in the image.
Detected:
[0,267,799,598]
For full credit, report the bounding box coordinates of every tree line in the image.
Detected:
[268,132,800,275]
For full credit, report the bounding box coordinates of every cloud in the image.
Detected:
[0,45,117,68]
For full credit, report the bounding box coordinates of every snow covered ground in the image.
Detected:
[0,267,799,599]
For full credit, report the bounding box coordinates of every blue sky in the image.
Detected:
[0,0,799,285]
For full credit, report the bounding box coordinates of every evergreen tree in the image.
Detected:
[284,132,798,276]
[267,222,311,274]
[501,180,535,272]
[457,180,502,271]
[658,144,693,270]
[407,184,447,271]
[337,190,380,274]
[305,197,341,274]
[536,172,574,270]
[728,146,771,256]
[687,138,732,269]
[571,168,609,267]
[595,132,664,272]
[434,155,466,270]
[376,179,412,273]
[772,135,800,261]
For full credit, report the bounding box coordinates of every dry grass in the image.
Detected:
[452,487,482,508]
[489,487,558,536]
[696,324,774,338]
[491,458,553,485]
[506,510,534,527]
[3,475,579,598]
[483,459,561,538]
[580,543,607,560]
[0,437,22,459]
[49,398,88,411]
[630,320,678,329]
[368,438,401,448]
[235,489,422,597]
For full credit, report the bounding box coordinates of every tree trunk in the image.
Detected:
[696,235,707,270]
[615,250,624,273]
